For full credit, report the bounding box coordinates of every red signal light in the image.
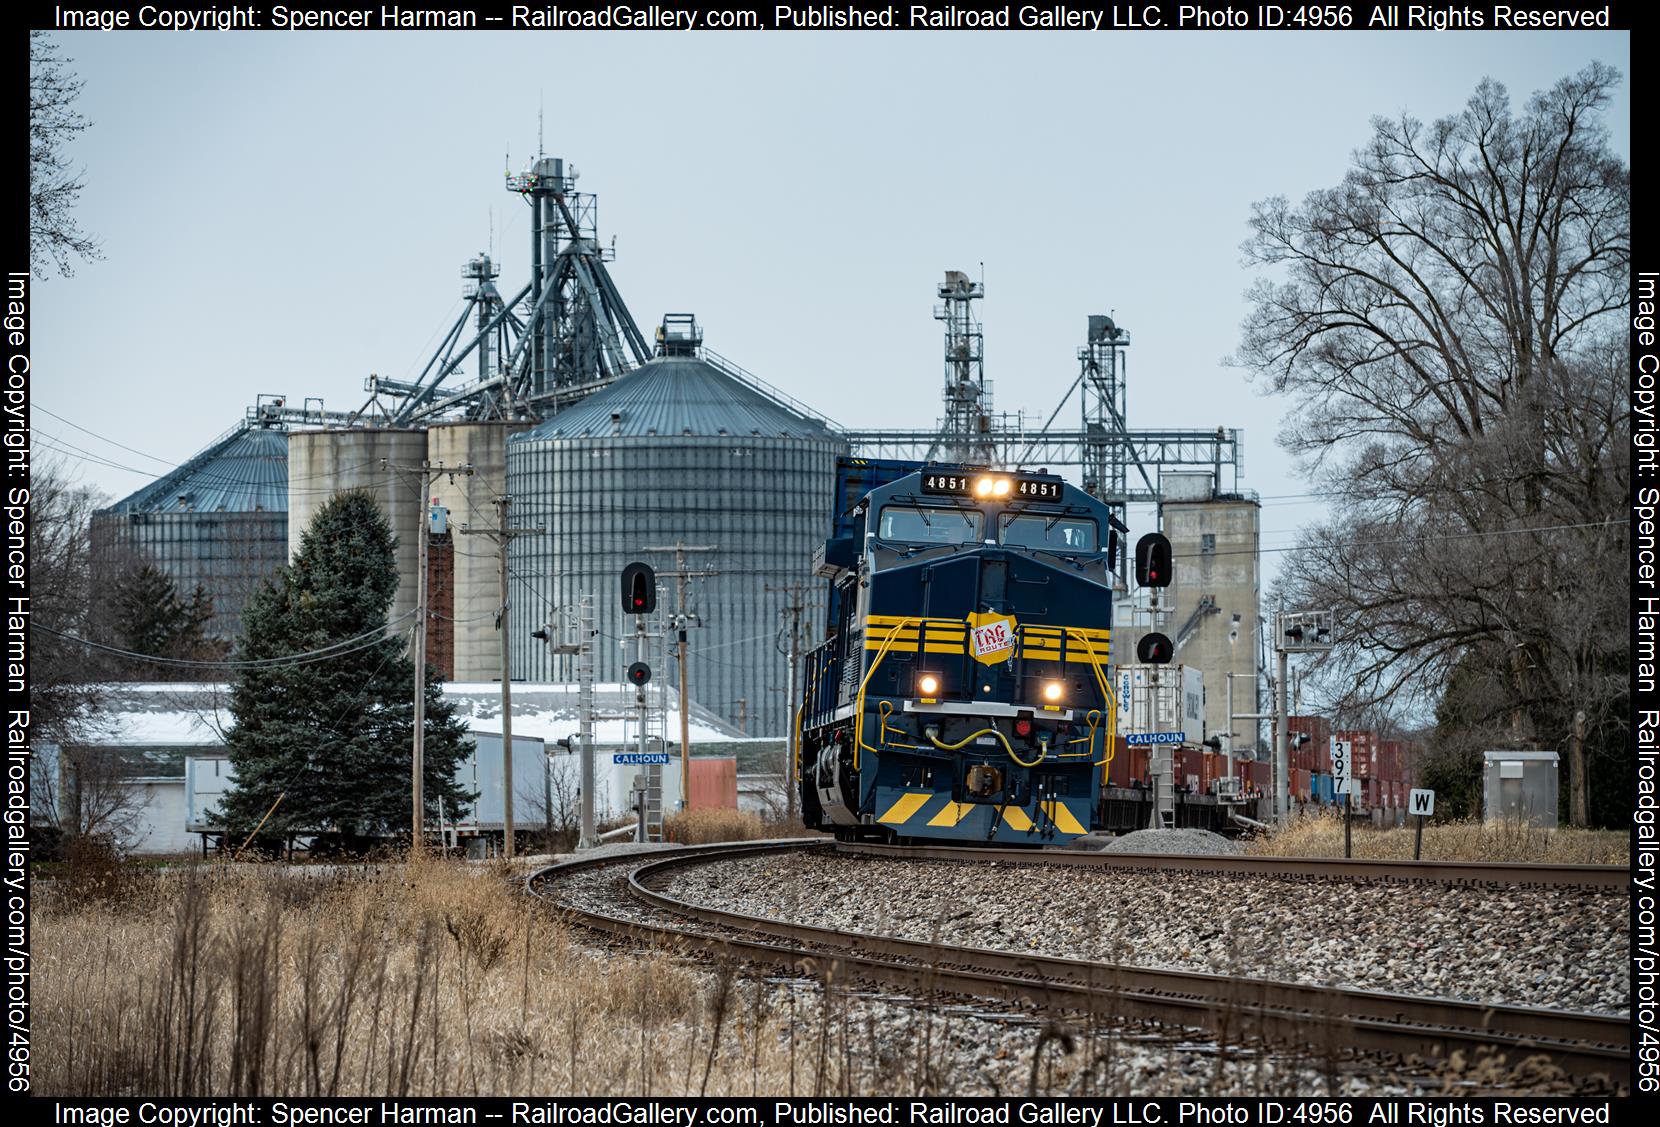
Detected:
[1014,719,1033,737]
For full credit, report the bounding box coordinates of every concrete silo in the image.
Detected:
[285,428,429,634]
[91,421,289,642]
[427,421,534,682]
[507,324,844,736]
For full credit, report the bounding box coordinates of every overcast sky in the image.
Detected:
[33,28,1630,587]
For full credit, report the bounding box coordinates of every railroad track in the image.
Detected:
[527,840,1629,1089]
[838,840,1631,889]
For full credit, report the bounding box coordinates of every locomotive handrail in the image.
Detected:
[853,616,919,770]
[1054,708,1103,760]
[1063,627,1117,774]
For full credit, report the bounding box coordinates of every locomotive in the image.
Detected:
[798,461,1163,844]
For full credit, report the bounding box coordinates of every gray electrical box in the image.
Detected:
[1481,750,1559,827]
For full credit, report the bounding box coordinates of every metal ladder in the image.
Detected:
[1149,747,1176,830]
[644,764,665,841]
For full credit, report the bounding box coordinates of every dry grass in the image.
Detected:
[32,853,1619,1097]
[31,856,820,1097]
[664,807,784,844]
[1244,811,1626,864]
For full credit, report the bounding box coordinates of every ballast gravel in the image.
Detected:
[656,851,1627,1014]
[1101,828,1241,854]
[539,858,1618,1096]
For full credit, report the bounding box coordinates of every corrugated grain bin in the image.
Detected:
[92,420,290,643]
[507,348,844,737]
[689,757,738,810]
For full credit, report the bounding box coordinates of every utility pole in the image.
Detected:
[461,496,542,859]
[1274,609,1334,827]
[641,543,717,809]
[382,457,473,852]
[535,597,595,847]
[578,596,595,846]
[1274,647,1289,825]
[767,581,813,822]
[1571,708,1588,828]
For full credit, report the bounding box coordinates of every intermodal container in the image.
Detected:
[1314,773,1334,802]
[1174,748,1203,792]
[1292,768,1311,800]
[689,757,738,810]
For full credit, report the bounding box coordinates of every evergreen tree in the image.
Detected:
[111,562,224,677]
[217,490,472,847]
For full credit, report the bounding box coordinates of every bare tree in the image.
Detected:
[32,744,145,847]
[1237,64,1630,825]
[31,459,110,743]
[29,32,101,277]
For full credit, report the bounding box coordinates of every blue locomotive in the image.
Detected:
[798,461,1130,844]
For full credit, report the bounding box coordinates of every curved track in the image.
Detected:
[527,840,1629,1089]
[837,840,1630,889]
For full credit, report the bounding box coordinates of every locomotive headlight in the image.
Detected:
[917,674,940,696]
[974,477,995,498]
[992,478,1011,497]
[1042,681,1064,703]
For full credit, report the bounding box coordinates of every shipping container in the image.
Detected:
[1314,773,1334,802]
[689,757,737,810]
[1116,664,1205,744]
[1291,768,1310,801]
[1106,738,1136,788]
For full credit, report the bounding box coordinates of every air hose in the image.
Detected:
[927,725,1046,768]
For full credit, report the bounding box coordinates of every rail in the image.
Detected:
[835,841,1631,889]
[527,840,1629,1087]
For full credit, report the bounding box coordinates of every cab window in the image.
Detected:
[1000,514,1097,551]
[877,504,982,544]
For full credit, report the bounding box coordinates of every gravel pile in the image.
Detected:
[1103,828,1241,854]
[658,853,1627,1014]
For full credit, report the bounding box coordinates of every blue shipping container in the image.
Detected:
[1314,773,1334,802]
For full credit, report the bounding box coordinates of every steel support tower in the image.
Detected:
[924,270,999,465]
[378,155,654,427]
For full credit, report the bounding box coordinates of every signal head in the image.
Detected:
[1134,533,1173,589]
[1136,632,1174,664]
[626,662,652,686]
[621,562,657,615]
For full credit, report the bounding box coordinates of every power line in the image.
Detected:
[36,611,415,669]
[1176,517,1624,562]
[34,406,177,466]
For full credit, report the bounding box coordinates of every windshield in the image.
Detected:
[878,504,983,544]
[1000,514,1098,552]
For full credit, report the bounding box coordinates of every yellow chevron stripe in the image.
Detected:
[1042,801,1088,835]
[1001,806,1033,831]
[877,792,932,825]
[927,801,976,827]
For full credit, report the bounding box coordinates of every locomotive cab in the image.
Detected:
[798,464,1126,845]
